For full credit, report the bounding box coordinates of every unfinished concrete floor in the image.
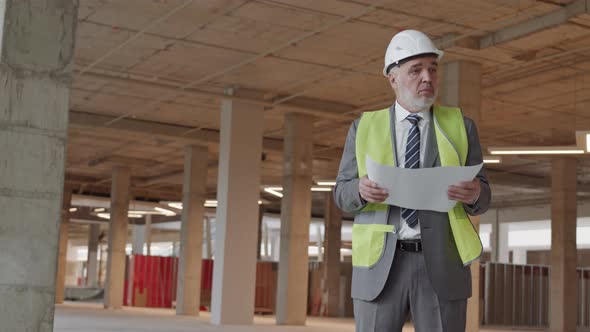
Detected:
[54,302,541,332]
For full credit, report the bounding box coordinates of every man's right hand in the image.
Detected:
[359,176,389,203]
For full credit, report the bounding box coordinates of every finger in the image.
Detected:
[448,186,473,196]
[448,195,470,204]
[361,177,386,189]
[449,183,472,191]
[449,183,480,200]
[459,181,475,188]
[448,191,474,203]
[362,194,388,203]
[360,191,389,202]
[448,192,469,201]
[361,190,389,200]
[361,184,388,196]
[447,187,471,198]
[360,177,376,186]
[366,180,386,191]
[364,187,389,196]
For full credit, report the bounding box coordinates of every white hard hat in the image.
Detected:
[383,30,443,76]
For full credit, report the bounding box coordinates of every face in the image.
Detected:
[388,56,438,112]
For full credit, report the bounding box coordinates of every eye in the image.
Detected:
[429,67,438,74]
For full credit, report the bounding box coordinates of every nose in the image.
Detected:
[421,69,434,83]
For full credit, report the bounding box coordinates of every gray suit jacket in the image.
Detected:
[334,105,491,301]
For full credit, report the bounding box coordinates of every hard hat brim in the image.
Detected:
[383,50,444,76]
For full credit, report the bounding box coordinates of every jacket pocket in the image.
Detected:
[352,223,395,268]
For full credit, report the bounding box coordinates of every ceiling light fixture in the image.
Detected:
[264,187,283,198]
[167,202,183,209]
[154,207,176,216]
[316,180,336,186]
[483,156,501,164]
[575,131,590,152]
[263,185,334,196]
[488,146,584,155]
[96,212,143,220]
[204,200,218,208]
[311,186,332,192]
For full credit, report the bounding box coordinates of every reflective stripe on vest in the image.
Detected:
[353,106,482,266]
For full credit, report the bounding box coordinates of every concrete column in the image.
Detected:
[549,157,577,332]
[271,230,280,261]
[323,192,342,317]
[98,244,104,287]
[87,224,100,287]
[211,92,263,325]
[257,206,264,260]
[204,217,212,259]
[132,216,152,256]
[264,222,271,260]
[262,220,269,259]
[440,61,482,124]
[440,60,482,332]
[490,210,510,263]
[490,209,499,262]
[497,223,510,263]
[315,224,323,262]
[145,215,152,256]
[512,248,527,265]
[466,216,481,330]
[176,145,208,316]
[276,113,314,325]
[172,241,178,257]
[104,166,131,309]
[132,225,145,255]
[55,188,73,303]
[0,1,78,330]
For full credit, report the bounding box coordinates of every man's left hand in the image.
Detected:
[448,179,480,205]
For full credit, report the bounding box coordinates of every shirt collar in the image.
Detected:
[395,101,431,124]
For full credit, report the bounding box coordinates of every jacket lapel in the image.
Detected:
[389,104,398,166]
[424,109,439,167]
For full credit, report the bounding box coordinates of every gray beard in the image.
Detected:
[397,91,436,112]
[395,76,437,112]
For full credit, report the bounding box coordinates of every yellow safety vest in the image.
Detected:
[352,106,482,267]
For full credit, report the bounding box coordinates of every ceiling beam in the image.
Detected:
[82,71,353,120]
[136,159,340,188]
[78,1,195,75]
[69,110,343,160]
[479,0,589,48]
[486,169,550,190]
[136,170,184,187]
[88,155,159,168]
[65,180,183,202]
[435,33,480,50]
[135,161,218,187]
[487,168,590,194]
[69,110,218,144]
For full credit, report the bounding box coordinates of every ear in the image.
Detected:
[387,72,396,89]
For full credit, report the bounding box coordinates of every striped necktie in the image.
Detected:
[401,114,421,228]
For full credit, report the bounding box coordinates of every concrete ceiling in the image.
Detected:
[66,0,590,219]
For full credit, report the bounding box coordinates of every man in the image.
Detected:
[334,30,491,332]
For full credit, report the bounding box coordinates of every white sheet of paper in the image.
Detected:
[365,155,484,212]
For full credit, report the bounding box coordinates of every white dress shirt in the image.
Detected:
[394,101,431,240]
